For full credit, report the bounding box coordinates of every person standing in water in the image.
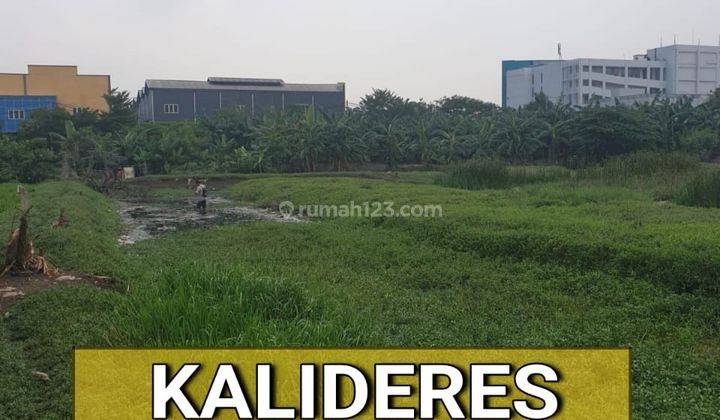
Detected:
[195,180,208,213]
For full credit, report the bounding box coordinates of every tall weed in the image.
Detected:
[674,169,720,208]
[580,152,698,183]
[439,159,570,190]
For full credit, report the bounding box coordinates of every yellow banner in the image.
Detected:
[74,348,629,419]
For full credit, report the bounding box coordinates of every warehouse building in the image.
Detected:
[503,44,720,108]
[0,65,110,133]
[137,77,346,122]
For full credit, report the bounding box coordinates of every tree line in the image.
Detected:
[2,87,720,183]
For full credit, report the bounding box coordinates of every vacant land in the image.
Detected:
[1,171,719,419]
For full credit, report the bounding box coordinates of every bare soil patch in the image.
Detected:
[0,272,118,312]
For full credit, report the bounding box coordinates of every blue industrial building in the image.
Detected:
[0,96,56,133]
[137,77,346,122]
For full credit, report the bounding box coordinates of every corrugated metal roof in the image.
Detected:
[207,77,284,86]
[145,79,343,92]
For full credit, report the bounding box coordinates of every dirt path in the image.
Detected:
[0,272,117,312]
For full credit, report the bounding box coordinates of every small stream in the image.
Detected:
[117,196,300,245]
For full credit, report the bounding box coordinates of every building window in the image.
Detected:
[583,65,590,72]
[591,65,603,74]
[606,66,625,77]
[628,67,647,79]
[164,104,179,114]
[72,107,86,115]
[7,109,25,120]
[583,79,589,86]
[592,80,604,88]
[650,68,661,81]
[583,93,589,104]
[650,87,663,95]
[628,85,648,94]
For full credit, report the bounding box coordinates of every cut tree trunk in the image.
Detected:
[1,207,56,277]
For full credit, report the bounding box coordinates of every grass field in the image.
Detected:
[1,167,719,418]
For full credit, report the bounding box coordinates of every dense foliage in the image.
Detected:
[2,88,720,183]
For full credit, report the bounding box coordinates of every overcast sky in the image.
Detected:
[4,0,720,104]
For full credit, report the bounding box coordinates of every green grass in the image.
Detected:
[114,206,719,417]
[0,182,126,275]
[127,170,443,185]
[579,151,698,181]
[2,171,720,418]
[674,167,720,208]
[0,182,125,419]
[438,158,572,189]
[115,261,370,347]
[0,287,120,419]
[229,176,720,294]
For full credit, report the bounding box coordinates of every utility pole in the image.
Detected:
[558,43,566,104]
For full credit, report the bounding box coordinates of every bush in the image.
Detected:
[16,108,72,141]
[0,137,58,183]
[507,165,572,184]
[674,169,720,208]
[680,128,720,161]
[440,159,571,190]
[440,158,511,189]
[580,151,698,182]
[568,106,659,161]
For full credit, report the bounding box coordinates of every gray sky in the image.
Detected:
[4,0,720,104]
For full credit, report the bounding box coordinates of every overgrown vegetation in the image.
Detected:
[440,158,571,189]
[2,88,720,184]
[438,151,720,209]
[579,151,698,181]
[1,174,720,418]
[674,168,720,208]
[0,287,119,419]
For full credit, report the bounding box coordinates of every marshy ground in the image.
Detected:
[1,166,719,419]
[116,195,298,245]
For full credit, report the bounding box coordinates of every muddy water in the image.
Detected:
[117,196,300,245]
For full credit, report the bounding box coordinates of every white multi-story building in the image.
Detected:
[503,44,720,108]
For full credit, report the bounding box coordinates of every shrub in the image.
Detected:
[0,137,58,183]
[16,108,72,141]
[674,169,720,208]
[680,128,720,161]
[440,159,572,190]
[580,151,698,182]
[440,158,511,189]
[567,106,659,161]
[507,165,572,184]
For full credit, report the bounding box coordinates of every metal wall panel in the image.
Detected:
[152,90,195,121]
[194,90,221,119]
[0,95,56,133]
[252,91,283,115]
[141,87,344,121]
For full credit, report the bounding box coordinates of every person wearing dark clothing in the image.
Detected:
[195,182,207,213]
